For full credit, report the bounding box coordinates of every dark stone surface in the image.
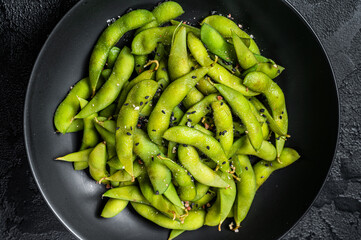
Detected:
[0,0,360,239]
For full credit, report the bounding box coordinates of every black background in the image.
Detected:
[1,0,360,239]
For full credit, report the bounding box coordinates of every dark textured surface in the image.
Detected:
[0,0,360,239]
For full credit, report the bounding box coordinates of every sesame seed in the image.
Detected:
[279,116,283,119]
[145,96,149,99]
[183,144,188,147]
[157,153,161,157]
[261,176,264,178]
[245,166,248,170]
[221,102,224,106]
[124,103,129,106]
[130,126,133,130]
[126,132,131,136]
[135,142,139,146]
[222,161,226,164]
[140,102,143,106]
[191,76,197,79]
[162,67,166,71]
[152,129,156,132]
[206,146,210,150]
[161,110,166,114]
[155,191,159,195]
[116,127,120,130]
[260,109,265,112]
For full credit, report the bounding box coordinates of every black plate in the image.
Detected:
[24,0,339,239]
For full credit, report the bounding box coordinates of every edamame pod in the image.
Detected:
[232,31,258,70]
[243,72,288,157]
[107,46,121,69]
[168,27,190,80]
[177,145,228,188]
[89,9,155,94]
[101,161,145,182]
[55,148,93,162]
[163,182,185,209]
[116,80,159,177]
[88,142,108,183]
[103,185,150,204]
[241,62,285,79]
[148,67,209,145]
[253,148,300,189]
[214,83,263,150]
[101,199,128,218]
[77,47,135,118]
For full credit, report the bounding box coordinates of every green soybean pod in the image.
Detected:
[64,119,84,133]
[138,173,184,220]
[134,55,148,74]
[101,161,145,182]
[77,46,135,119]
[131,202,205,230]
[94,121,116,159]
[201,15,260,54]
[177,145,228,188]
[133,128,172,195]
[164,127,230,172]
[163,182,185,209]
[211,100,233,155]
[169,229,185,240]
[147,67,209,145]
[88,142,108,183]
[204,172,236,228]
[77,97,99,150]
[103,186,150,204]
[167,106,185,160]
[157,58,170,83]
[107,46,121,69]
[95,118,116,133]
[254,148,300,189]
[232,31,258,70]
[55,148,93,162]
[116,80,159,177]
[89,9,155,94]
[99,103,116,118]
[101,199,128,218]
[187,32,258,96]
[168,26,190,81]
[200,23,236,64]
[196,76,218,95]
[192,182,210,202]
[241,62,285,79]
[243,71,288,158]
[157,156,197,201]
[182,88,204,109]
[214,83,263,150]
[193,124,214,136]
[192,190,216,208]
[132,26,200,55]
[232,155,256,229]
[170,20,201,34]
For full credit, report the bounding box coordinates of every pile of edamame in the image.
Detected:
[54,1,300,238]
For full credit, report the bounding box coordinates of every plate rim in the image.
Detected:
[23,0,341,239]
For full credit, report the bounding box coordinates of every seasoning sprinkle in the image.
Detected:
[206,146,210,150]
[279,116,283,119]
[124,103,129,106]
[260,108,265,112]
[222,161,226,164]
[245,166,248,170]
[152,129,156,132]
[135,142,139,146]
[126,132,131,136]
[191,75,197,79]
[145,96,149,99]
[161,110,166,114]
[183,144,188,147]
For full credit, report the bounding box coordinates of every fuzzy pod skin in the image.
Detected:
[232,155,256,228]
[101,199,128,218]
[168,27,190,81]
[116,80,159,177]
[243,71,288,158]
[103,185,150,204]
[232,31,258,70]
[133,128,172,195]
[89,9,155,93]
[214,83,264,151]
[77,46,135,119]
[164,127,230,172]
[131,202,205,230]
[177,145,228,188]
[88,142,108,183]
[253,148,300,189]
[147,67,209,145]
[163,182,185,209]
[55,148,93,162]
[201,15,260,54]
[187,32,258,97]
[228,136,276,161]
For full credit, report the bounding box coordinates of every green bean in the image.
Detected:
[138,173,184,220]
[177,145,228,188]
[169,229,185,240]
[211,100,233,155]
[192,182,210,202]
[101,161,145,182]
[77,47,135,118]
[55,148,93,162]
[157,156,196,201]
[201,15,260,54]
[163,182,185,209]
[106,46,121,69]
[131,202,205,230]
[243,72,288,157]
[249,97,288,137]
[89,9,154,94]
[168,26,190,80]
[241,62,285,79]
[165,127,230,172]
[103,186,150,204]
[196,76,218,95]
[133,128,172,194]
[214,83,263,150]
[187,32,258,96]
[254,148,300,189]
[101,199,128,218]
[132,26,200,55]
[204,172,236,228]
[232,155,256,229]
[88,142,108,183]
[147,67,209,145]
[134,55,148,74]
[201,23,236,63]
[232,31,258,70]
[116,80,159,177]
